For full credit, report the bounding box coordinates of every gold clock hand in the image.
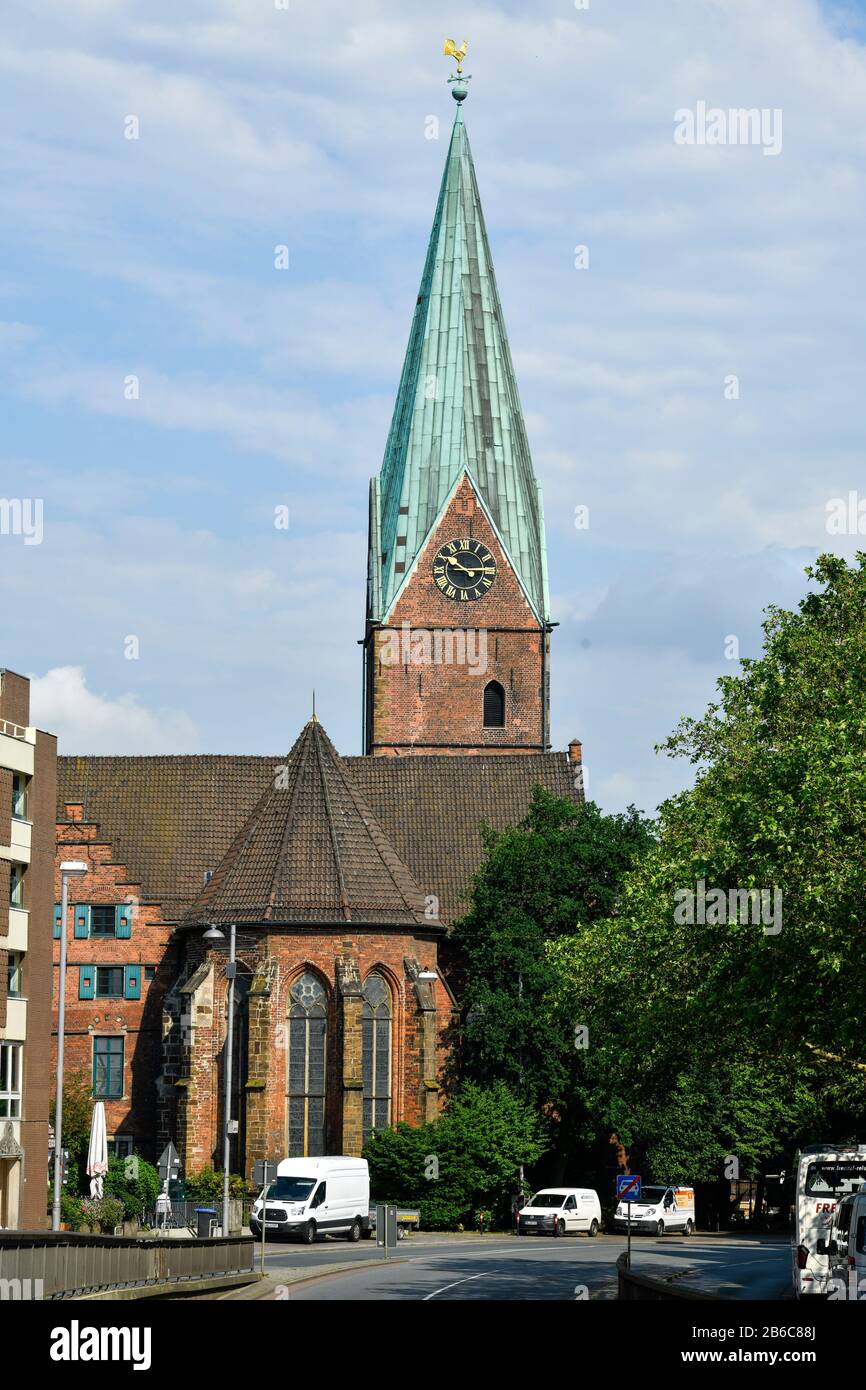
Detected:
[447,559,495,575]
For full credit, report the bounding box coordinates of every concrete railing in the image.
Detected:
[0,1231,256,1300]
[617,1251,722,1301]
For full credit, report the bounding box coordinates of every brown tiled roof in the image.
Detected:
[57,738,579,925]
[182,720,437,929]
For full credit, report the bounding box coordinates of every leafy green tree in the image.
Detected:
[104,1154,161,1221]
[49,1070,93,1174]
[452,791,654,1114]
[547,554,866,1183]
[364,1082,547,1229]
[184,1165,247,1202]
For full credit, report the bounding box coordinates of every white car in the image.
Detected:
[250,1157,370,1244]
[613,1185,695,1236]
[517,1187,602,1237]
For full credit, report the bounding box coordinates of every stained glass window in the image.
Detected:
[287,971,327,1156]
[362,973,392,1142]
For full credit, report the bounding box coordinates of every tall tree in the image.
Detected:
[549,553,866,1180]
[452,791,654,1113]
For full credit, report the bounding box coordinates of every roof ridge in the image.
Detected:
[311,721,353,922]
[265,723,317,921]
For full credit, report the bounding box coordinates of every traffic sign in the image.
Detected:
[158,1142,181,1182]
[617,1174,641,1202]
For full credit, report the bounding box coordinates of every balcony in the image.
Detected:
[0,817,32,865]
[0,997,27,1042]
[0,907,27,952]
[0,725,34,777]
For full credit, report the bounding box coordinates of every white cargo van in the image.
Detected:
[794,1144,866,1296]
[613,1185,695,1236]
[820,1184,866,1300]
[517,1188,602,1237]
[250,1157,370,1244]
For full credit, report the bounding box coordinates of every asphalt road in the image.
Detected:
[254,1232,793,1301]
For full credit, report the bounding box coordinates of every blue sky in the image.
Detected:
[1,0,864,815]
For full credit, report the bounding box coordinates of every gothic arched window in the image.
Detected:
[483,680,505,728]
[362,973,392,1142]
[287,971,327,1157]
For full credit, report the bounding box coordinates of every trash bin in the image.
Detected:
[195,1207,217,1238]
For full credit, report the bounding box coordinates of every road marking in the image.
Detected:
[423,1272,495,1301]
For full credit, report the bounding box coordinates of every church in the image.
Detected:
[52,74,583,1178]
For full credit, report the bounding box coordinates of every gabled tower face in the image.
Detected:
[364,82,551,756]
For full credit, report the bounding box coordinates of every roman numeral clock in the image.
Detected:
[432,538,497,601]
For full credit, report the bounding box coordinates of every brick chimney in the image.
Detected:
[568,738,582,766]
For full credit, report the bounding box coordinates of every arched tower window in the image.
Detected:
[287,971,327,1157]
[483,680,505,728]
[362,973,392,1142]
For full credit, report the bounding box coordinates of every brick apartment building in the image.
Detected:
[0,669,56,1229]
[52,81,584,1179]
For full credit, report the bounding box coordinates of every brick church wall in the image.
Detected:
[368,475,546,755]
[174,928,452,1178]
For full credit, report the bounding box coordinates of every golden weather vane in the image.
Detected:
[443,38,468,76]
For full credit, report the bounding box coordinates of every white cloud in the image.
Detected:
[29,666,199,754]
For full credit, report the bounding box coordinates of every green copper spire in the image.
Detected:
[372,81,548,622]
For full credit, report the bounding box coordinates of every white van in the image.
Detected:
[517,1188,602,1237]
[793,1144,866,1296]
[250,1157,370,1244]
[821,1184,866,1300]
[613,1185,695,1236]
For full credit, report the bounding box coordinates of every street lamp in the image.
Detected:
[52,860,89,1232]
[203,922,236,1238]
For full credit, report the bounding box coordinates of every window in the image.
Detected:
[96,967,124,998]
[0,1042,22,1118]
[6,952,22,998]
[111,1136,134,1159]
[362,973,392,1141]
[11,774,27,820]
[93,1036,124,1099]
[9,866,24,908]
[483,680,505,728]
[287,972,327,1157]
[91,905,117,937]
[79,965,141,1001]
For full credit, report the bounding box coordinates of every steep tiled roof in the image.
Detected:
[57,743,579,925]
[182,720,436,928]
[373,98,548,622]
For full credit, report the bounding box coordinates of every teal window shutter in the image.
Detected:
[124,965,142,1000]
[74,904,91,939]
[79,965,96,999]
[53,903,62,939]
[115,904,132,938]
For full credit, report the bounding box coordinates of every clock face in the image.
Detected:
[432,538,497,601]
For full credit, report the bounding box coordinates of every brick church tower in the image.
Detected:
[363,77,552,756]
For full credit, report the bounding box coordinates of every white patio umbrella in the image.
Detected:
[86,1101,109,1199]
